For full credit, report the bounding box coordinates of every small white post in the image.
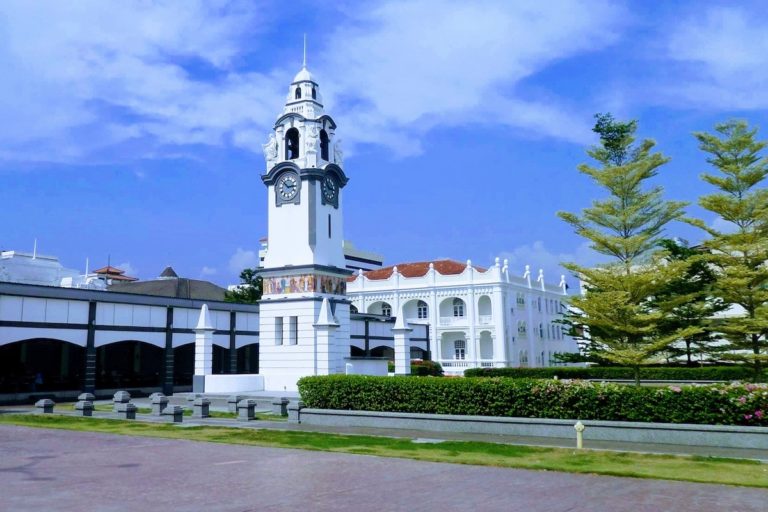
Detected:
[194,304,215,377]
[574,421,585,450]
[392,312,413,375]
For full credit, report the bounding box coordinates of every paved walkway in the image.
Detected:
[0,425,765,512]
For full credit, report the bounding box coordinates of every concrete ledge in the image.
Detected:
[193,375,264,393]
[296,408,768,450]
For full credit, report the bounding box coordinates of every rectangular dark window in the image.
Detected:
[328,214,332,238]
[275,317,284,345]
[289,316,298,345]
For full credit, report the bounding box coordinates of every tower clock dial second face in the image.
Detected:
[322,176,338,202]
[277,173,299,201]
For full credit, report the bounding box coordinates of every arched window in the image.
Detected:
[516,293,525,307]
[350,304,358,314]
[417,300,428,319]
[454,339,466,360]
[452,298,465,317]
[311,87,317,99]
[285,128,300,159]
[320,129,329,161]
[381,303,392,316]
[295,87,302,99]
[538,323,544,338]
[517,321,527,334]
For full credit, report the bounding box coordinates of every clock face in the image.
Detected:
[277,174,299,201]
[322,176,337,202]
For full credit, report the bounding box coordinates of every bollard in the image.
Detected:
[287,401,304,424]
[237,399,257,421]
[78,392,95,402]
[35,399,55,414]
[75,400,94,417]
[271,397,290,417]
[151,394,169,416]
[148,392,165,401]
[112,391,131,412]
[193,398,210,419]
[162,405,184,423]
[115,402,137,420]
[574,421,585,450]
[227,395,243,414]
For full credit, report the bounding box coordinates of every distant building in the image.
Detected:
[347,259,579,373]
[0,250,104,289]
[258,238,383,272]
[92,265,138,282]
[109,266,228,301]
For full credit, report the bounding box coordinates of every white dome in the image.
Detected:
[293,66,314,83]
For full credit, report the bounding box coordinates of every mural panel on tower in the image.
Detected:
[263,273,346,296]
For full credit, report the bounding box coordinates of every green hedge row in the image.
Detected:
[386,360,444,376]
[463,366,765,381]
[297,375,768,426]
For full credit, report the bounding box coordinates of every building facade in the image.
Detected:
[348,259,579,374]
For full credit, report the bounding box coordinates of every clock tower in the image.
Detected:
[257,60,352,391]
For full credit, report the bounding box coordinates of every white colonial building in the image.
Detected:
[347,259,579,374]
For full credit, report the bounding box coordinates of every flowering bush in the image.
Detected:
[463,366,765,381]
[297,375,768,426]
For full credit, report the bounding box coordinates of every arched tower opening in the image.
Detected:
[285,128,300,160]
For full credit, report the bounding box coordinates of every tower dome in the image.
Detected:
[284,64,324,116]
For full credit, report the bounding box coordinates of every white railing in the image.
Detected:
[440,360,470,368]
[478,315,492,325]
[439,360,498,370]
[439,316,467,326]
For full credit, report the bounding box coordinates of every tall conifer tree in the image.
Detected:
[691,120,768,376]
[558,114,690,384]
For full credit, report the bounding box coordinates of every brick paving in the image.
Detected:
[1,425,766,512]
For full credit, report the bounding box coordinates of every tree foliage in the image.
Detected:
[558,113,690,383]
[690,120,768,375]
[224,268,263,304]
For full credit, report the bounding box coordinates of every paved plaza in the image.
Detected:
[0,425,766,511]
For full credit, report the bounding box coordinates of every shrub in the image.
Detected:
[463,366,765,382]
[385,360,444,376]
[297,375,768,426]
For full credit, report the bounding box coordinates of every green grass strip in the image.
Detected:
[1,414,766,488]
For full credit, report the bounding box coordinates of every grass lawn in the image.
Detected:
[1,414,766,488]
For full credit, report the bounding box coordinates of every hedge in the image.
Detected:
[463,366,766,382]
[297,375,768,426]
[386,360,444,376]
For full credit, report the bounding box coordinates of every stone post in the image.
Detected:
[75,400,94,417]
[78,392,95,402]
[193,398,210,419]
[271,397,290,416]
[287,401,304,424]
[35,399,54,414]
[162,405,184,423]
[112,391,131,412]
[115,402,137,420]
[227,395,244,413]
[392,313,413,375]
[313,298,339,375]
[193,304,215,393]
[237,399,257,421]
[151,394,169,416]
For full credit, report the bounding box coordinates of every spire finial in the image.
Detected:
[302,34,307,68]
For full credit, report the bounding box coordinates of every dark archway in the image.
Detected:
[212,345,230,375]
[295,86,301,99]
[0,339,85,393]
[96,341,163,389]
[173,344,194,386]
[370,345,394,359]
[285,128,300,159]
[320,129,329,161]
[236,343,259,373]
[350,345,365,357]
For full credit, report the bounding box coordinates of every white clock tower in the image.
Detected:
[257,59,352,391]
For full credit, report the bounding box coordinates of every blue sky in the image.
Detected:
[1,0,767,286]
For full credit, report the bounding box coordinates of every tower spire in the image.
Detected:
[302,34,307,68]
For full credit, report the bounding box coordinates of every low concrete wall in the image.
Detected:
[344,358,388,376]
[193,375,264,393]
[295,408,768,450]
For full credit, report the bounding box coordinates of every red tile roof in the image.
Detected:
[93,265,138,281]
[351,259,486,281]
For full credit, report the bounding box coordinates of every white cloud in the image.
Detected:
[115,261,138,278]
[497,240,606,287]
[0,0,283,163]
[321,0,624,155]
[228,248,259,274]
[200,266,218,277]
[659,6,768,109]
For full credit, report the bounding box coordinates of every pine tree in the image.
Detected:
[691,120,768,376]
[558,114,691,384]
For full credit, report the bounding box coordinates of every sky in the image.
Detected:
[1,0,767,287]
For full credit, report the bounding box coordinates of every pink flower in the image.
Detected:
[669,386,681,393]
[755,410,764,419]
[738,396,747,404]
[744,414,753,420]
